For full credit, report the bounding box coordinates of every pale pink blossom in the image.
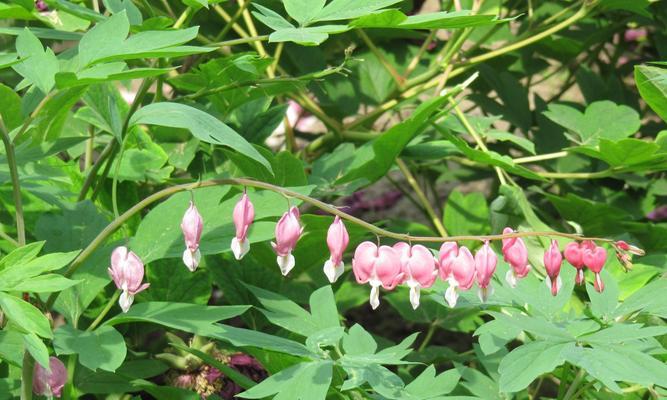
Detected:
[393,242,437,309]
[108,246,149,312]
[231,193,255,260]
[323,216,349,283]
[33,356,67,398]
[352,242,404,309]
[181,201,203,271]
[271,206,303,275]
[502,227,530,287]
[475,241,497,302]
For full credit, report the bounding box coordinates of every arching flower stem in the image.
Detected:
[45,177,632,308]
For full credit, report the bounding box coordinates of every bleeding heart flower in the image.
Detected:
[323,216,349,283]
[393,242,437,309]
[544,240,563,296]
[442,243,476,308]
[501,227,530,287]
[271,206,303,276]
[438,241,458,281]
[583,244,607,292]
[231,193,255,260]
[564,241,586,285]
[352,241,404,310]
[181,201,203,272]
[108,246,150,312]
[475,241,497,303]
[33,356,67,398]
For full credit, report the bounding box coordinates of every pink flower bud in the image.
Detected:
[180,201,203,272]
[352,242,404,309]
[564,241,585,285]
[108,246,150,312]
[438,241,458,281]
[583,244,607,292]
[443,245,476,308]
[271,207,303,276]
[33,356,67,398]
[615,240,644,256]
[393,242,437,309]
[231,193,255,260]
[543,240,563,296]
[501,227,530,287]
[475,241,497,302]
[323,216,349,283]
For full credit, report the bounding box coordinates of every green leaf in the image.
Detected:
[203,324,314,357]
[586,269,619,320]
[339,95,449,184]
[103,0,142,25]
[129,102,271,171]
[0,330,25,367]
[105,302,249,334]
[0,27,83,40]
[244,284,338,336]
[568,138,667,171]
[4,274,82,293]
[436,125,547,181]
[0,241,44,270]
[12,28,59,93]
[444,190,490,246]
[498,341,574,392]
[483,130,536,155]
[0,292,53,338]
[405,365,460,398]
[0,83,22,131]
[351,9,511,29]
[238,361,333,400]
[0,250,80,288]
[252,4,294,30]
[543,101,641,145]
[55,65,173,88]
[580,324,667,345]
[614,279,667,318]
[269,25,349,46]
[54,325,126,371]
[634,64,667,122]
[140,259,211,304]
[78,11,130,67]
[312,0,402,21]
[22,332,50,369]
[283,0,325,25]
[564,344,667,392]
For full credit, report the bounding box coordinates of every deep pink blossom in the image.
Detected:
[583,244,607,292]
[33,356,67,398]
[108,246,149,312]
[393,242,437,309]
[231,193,255,260]
[271,207,303,275]
[352,242,404,309]
[323,216,349,283]
[564,241,585,285]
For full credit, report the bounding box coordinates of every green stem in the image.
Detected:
[538,169,614,179]
[20,352,34,400]
[514,151,568,164]
[396,159,448,237]
[417,323,437,352]
[356,29,405,87]
[449,99,507,185]
[205,35,269,48]
[562,368,586,400]
[78,140,117,201]
[0,123,25,246]
[86,290,120,332]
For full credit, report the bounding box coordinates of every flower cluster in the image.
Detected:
[104,191,637,317]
